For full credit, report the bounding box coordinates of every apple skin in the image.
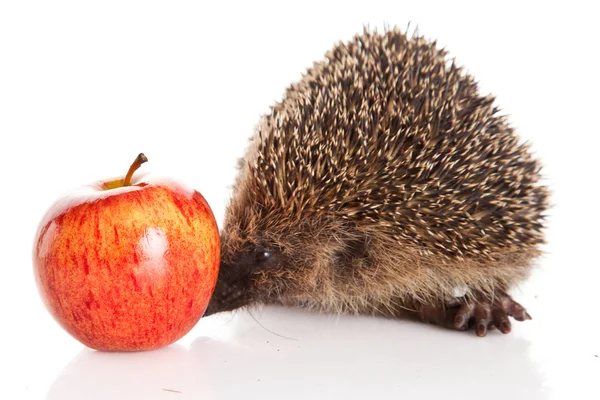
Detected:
[33,177,220,351]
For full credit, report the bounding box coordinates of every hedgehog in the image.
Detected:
[204,28,548,337]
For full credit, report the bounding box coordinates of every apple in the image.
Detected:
[33,154,220,351]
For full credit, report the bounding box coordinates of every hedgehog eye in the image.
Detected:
[254,250,272,263]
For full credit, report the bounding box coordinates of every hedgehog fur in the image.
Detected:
[206,28,548,324]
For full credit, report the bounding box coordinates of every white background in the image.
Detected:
[1,1,599,399]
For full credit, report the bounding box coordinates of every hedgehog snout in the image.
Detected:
[204,262,256,316]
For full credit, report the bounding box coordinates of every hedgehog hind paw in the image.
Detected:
[422,292,531,337]
[451,293,531,336]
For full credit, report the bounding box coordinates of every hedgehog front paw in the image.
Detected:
[445,292,532,337]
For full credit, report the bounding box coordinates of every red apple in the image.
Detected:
[33,154,220,351]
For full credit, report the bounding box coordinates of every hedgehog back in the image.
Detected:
[244,29,548,260]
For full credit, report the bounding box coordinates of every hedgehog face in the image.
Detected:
[203,227,297,316]
[204,210,363,316]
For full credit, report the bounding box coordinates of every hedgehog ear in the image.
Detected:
[333,234,370,264]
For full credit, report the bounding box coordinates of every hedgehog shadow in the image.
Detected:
[191,305,548,399]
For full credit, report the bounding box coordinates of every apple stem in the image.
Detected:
[123,153,148,186]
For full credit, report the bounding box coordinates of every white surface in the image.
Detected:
[1,1,599,399]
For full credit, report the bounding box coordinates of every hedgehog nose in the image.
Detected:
[204,287,224,316]
[203,261,236,316]
[204,274,229,316]
[203,297,219,316]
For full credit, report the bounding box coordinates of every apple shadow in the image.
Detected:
[47,305,548,400]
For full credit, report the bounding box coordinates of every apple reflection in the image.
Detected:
[46,344,216,400]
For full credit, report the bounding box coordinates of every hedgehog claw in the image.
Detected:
[429,292,530,336]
